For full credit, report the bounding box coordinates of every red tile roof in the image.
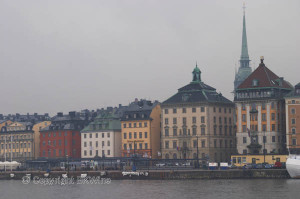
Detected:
[237,60,293,90]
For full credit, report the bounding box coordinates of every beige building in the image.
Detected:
[32,121,51,159]
[81,111,122,158]
[161,65,236,162]
[0,122,34,161]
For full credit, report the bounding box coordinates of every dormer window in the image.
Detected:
[134,114,137,118]
[252,79,259,86]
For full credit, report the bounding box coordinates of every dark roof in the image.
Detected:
[237,60,293,90]
[121,99,159,121]
[163,82,232,105]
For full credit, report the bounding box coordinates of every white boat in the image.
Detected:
[286,155,300,178]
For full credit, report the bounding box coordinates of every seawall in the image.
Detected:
[0,169,290,180]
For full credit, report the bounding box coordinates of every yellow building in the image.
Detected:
[32,121,51,159]
[231,154,288,167]
[121,99,161,159]
[0,122,34,161]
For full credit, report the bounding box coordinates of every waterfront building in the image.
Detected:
[231,154,288,167]
[285,83,300,154]
[121,99,161,159]
[0,113,50,123]
[234,57,293,155]
[32,121,51,159]
[234,5,252,90]
[81,109,123,158]
[0,122,34,161]
[161,64,236,162]
[40,112,86,159]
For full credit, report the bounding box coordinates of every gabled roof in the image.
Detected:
[237,59,293,90]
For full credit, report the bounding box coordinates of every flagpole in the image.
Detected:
[4,135,6,172]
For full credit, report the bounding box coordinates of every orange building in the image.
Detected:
[234,57,293,155]
[121,99,161,159]
[285,83,300,154]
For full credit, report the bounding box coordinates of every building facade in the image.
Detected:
[234,6,252,90]
[285,83,300,154]
[161,64,236,162]
[32,121,51,159]
[40,112,86,159]
[121,99,161,159]
[0,122,34,161]
[81,110,122,158]
[235,57,293,155]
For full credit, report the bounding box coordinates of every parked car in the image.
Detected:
[155,163,165,167]
[228,164,238,169]
[263,163,273,169]
[256,163,263,169]
[273,162,282,169]
[244,163,254,169]
[182,162,191,166]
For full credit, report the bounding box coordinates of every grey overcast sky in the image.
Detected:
[0,0,299,115]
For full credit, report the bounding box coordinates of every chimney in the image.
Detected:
[57,112,63,117]
[69,111,76,118]
[279,77,284,87]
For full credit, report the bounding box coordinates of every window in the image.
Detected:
[173,108,177,114]
[89,141,92,146]
[129,123,132,128]
[182,117,186,125]
[292,128,296,134]
[262,103,266,110]
[173,118,177,124]
[192,107,196,113]
[107,150,110,155]
[271,113,275,121]
[214,139,217,148]
[291,108,296,114]
[263,124,266,131]
[272,124,276,131]
[201,107,205,112]
[192,117,196,124]
[182,108,186,113]
[173,141,177,149]
[129,132,132,139]
[102,141,105,147]
[165,118,169,125]
[165,141,169,149]
[242,114,246,122]
[262,113,266,121]
[292,118,296,124]
[243,137,247,143]
[219,107,222,113]
[242,104,246,110]
[219,126,222,135]
[144,132,148,138]
[123,123,126,128]
[224,108,227,113]
[139,123,142,127]
[144,122,147,127]
[201,140,205,148]
[139,143,142,149]
[214,127,217,135]
[96,141,98,147]
[139,132,142,138]
[272,136,276,143]
[134,132,137,139]
[292,100,296,104]
[165,109,169,114]
[242,125,246,132]
[263,136,267,143]
[193,140,197,148]
[124,133,127,139]
[165,129,169,137]
[192,127,196,135]
[107,133,110,138]
[213,107,216,112]
[84,150,87,156]
[201,127,205,135]
[201,116,205,123]
[102,133,104,138]
[89,133,92,138]
[252,79,258,86]
[123,144,127,150]
[90,150,92,156]
[107,141,110,146]
[134,123,137,128]
[145,143,148,149]
[173,128,177,136]
[292,138,297,146]
[96,133,98,138]
[214,117,216,123]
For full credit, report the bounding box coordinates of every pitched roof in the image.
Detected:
[237,60,293,90]
[163,82,232,105]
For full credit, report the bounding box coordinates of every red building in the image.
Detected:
[40,112,86,159]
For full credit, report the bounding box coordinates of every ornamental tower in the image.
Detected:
[234,3,252,90]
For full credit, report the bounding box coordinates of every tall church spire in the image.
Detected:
[240,2,250,67]
[234,2,252,90]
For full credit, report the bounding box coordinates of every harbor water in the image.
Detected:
[0,179,299,199]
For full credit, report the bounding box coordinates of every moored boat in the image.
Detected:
[286,155,300,178]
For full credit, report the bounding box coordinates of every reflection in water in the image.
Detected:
[0,179,299,199]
